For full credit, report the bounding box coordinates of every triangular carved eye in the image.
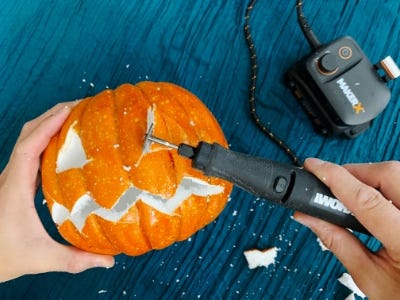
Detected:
[56,121,90,173]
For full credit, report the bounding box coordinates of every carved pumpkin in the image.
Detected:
[41,82,232,255]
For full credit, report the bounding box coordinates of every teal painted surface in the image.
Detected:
[0,1,398,299]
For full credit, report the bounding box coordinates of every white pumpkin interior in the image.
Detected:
[56,121,90,173]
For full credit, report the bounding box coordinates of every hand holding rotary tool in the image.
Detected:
[144,130,368,234]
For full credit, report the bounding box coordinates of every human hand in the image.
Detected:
[294,158,400,299]
[0,103,114,283]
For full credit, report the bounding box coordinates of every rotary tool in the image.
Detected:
[144,130,369,235]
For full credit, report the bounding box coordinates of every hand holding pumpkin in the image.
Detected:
[0,103,114,283]
[294,158,400,299]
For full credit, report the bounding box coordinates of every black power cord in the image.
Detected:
[296,0,321,50]
[244,0,302,166]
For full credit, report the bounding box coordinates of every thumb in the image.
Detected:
[293,212,376,289]
[7,106,72,187]
[38,244,115,275]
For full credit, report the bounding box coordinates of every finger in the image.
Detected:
[304,158,400,250]
[7,106,72,187]
[18,101,79,141]
[293,212,378,294]
[344,161,400,208]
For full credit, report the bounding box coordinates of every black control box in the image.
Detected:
[286,36,397,138]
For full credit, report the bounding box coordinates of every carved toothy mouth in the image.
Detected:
[51,176,224,231]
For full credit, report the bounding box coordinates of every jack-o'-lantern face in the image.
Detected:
[41,82,232,255]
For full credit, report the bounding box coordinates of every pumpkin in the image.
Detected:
[41,82,232,255]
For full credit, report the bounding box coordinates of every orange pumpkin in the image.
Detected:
[41,82,232,255]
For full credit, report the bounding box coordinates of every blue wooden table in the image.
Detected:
[1,1,399,299]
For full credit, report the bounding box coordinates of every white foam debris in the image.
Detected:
[338,273,366,299]
[244,247,278,269]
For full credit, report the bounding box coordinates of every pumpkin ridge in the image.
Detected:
[93,89,129,252]
[136,200,153,250]
[152,84,198,146]
[48,101,120,252]
[157,83,209,146]
[54,100,89,211]
[158,99,196,144]
[84,216,120,253]
[161,82,227,146]
[111,87,154,252]
[165,150,181,212]
[79,90,121,252]
[93,217,125,253]
[133,84,178,198]
[113,86,162,252]
[42,135,67,215]
[111,88,129,181]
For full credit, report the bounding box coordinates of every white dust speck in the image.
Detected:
[123,165,131,172]
[98,289,107,294]
[90,82,95,87]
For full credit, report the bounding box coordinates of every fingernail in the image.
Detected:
[292,213,316,229]
[305,157,325,167]
[292,214,310,228]
[98,258,115,269]
[53,105,71,116]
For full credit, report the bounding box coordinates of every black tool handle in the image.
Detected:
[181,142,368,234]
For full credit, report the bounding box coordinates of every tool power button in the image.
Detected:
[274,176,287,193]
[339,46,352,59]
